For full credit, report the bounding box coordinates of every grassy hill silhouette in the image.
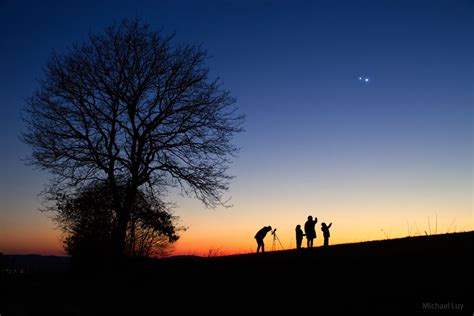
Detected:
[1,232,472,314]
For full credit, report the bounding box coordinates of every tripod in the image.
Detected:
[271,228,285,251]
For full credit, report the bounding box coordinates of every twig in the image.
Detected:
[414,222,420,236]
[428,217,431,235]
[446,218,456,233]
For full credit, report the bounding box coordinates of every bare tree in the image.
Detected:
[22,19,244,259]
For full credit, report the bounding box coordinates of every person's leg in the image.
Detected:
[257,240,261,253]
[261,242,265,253]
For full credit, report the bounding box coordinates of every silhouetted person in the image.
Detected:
[255,226,272,253]
[304,215,318,248]
[295,225,305,249]
[321,222,332,247]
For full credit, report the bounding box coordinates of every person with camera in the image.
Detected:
[254,226,272,253]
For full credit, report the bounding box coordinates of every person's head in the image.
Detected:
[308,215,313,220]
[321,222,327,227]
[296,224,301,229]
[267,226,272,231]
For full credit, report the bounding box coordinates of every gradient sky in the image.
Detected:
[1,0,472,256]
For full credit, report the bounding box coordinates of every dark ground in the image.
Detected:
[1,232,472,315]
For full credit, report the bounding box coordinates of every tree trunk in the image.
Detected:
[112,185,138,260]
[115,211,129,256]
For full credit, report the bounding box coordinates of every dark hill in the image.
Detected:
[1,232,472,315]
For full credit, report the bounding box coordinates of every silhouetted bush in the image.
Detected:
[51,183,181,270]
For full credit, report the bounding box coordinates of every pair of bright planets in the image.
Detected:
[359,76,370,83]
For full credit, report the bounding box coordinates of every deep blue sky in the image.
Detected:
[1,0,472,254]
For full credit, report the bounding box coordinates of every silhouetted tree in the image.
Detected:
[53,183,180,265]
[22,19,244,259]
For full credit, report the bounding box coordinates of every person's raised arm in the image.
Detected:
[328,223,332,228]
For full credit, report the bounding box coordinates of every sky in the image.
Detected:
[0,0,472,256]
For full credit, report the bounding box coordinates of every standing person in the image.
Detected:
[321,222,332,247]
[304,215,318,248]
[295,225,305,249]
[255,226,272,253]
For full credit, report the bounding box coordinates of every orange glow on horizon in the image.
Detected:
[2,202,472,257]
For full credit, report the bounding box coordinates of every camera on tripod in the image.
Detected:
[270,228,284,250]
